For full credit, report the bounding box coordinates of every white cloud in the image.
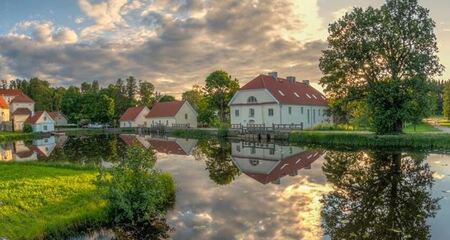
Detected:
[12,20,78,44]
[75,17,85,24]
[78,0,128,37]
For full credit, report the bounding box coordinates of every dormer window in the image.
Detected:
[306,94,311,99]
[312,94,317,99]
[278,90,285,96]
[294,92,300,98]
[247,96,257,103]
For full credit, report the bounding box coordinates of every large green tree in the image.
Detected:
[443,81,450,119]
[204,70,239,122]
[139,80,155,107]
[182,85,217,126]
[320,0,443,134]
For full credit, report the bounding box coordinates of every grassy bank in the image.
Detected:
[289,131,450,149]
[0,163,106,240]
[0,132,38,143]
[172,128,225,139]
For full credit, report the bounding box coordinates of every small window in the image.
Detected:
[247,96,257,103]
[235,109,239,117]
[251,148,256,154]
[288,107,292,114]
[269,148,275,155]
[44,117,47,121]
[301,107,304,114]
[268,108,274,116]
[306,94,311,99]
[236,145,241,152]
[185,113,188,119]
[294,92,300,98]
[249,108,255,117]
[312,94,317,99]
[278,90,285,96]
[166,120,169,125]
[43,125,48,131]
[321,95,326,100]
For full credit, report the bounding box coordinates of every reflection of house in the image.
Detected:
[55,135,69,148]
[229,73,330,129]
[31,137,56,157]
[231,141,323,184]
[13,141,37,161]
[25,111,55,133]
[119,134,197,155]
[0,143,13,161]
[119,106,150,128]
[145,101,197,128]
[49,112,69,126]
[0,96,10,123]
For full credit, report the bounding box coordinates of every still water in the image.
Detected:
[1,134,450,239]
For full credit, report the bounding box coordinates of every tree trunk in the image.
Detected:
[394,119,403,134]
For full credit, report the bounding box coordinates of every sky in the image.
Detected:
[0,0,449,97]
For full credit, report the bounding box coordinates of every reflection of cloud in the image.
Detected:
[276,177,332,240]
[433,172,446,180]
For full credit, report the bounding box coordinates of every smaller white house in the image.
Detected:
[24,111,55,133]
[145,101,197,128]
[119,106,150,128]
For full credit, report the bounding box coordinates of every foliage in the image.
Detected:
[139,80,156,107]
[288,131,450,149]
[194,140,240,185]
[159,95,176,102]
[204,70,239,122]
[0,163,106,239]
[23,123,33,133]
[443,81,450,119]
[96,146,175,224]
[403,122,439,133]
[0,131,37,143]
[320,0,443,134]
[321,151,439,239]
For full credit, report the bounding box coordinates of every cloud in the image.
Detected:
[74,17,85,24]
[0,0,327,97]
[11,21,78,44]
[78,0,128,37]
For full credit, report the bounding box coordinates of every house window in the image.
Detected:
[43,125,48,131]
[166,120,168,126]
[251,148,256,154]
[288,107,292,114]
[268,108,273,116]
[236,145,241,152]
[249,108,255,117]
[307,109,310,123]
[301,107,304,114]
[235,109,239,117]
[278,90,285,96]
[313,109,316,123]
[294,92,300,98]
[185,113,188,119]
[44,117,47,121]
[269,148,275,155]
[247,96,257,103]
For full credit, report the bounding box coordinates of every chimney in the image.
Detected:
[268,72,278,79]
[303,80,310,86]
[287,76,296,83]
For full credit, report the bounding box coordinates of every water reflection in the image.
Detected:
[1,135,449,239]
[321,151,440,240]
[230,141,323,185]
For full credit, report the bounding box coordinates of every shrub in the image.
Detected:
[23,124,33,133]
[96,146,175,224]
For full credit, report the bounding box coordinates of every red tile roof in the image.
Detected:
[120,134,145,147]
[239,75,327,106]
[48,112,67,121]
[0,96,9,109]
[13,108,32,116]
[119,106,147,121]
[243,150,323,184]
[146,101,185,118]
[25,111,49,124]
[0,89,34,103]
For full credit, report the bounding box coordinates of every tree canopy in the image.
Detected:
[320,0,443,134]
[204,70,239,123]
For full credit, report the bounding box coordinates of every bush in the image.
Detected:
[96,146,175,224]
[23,124,33,133]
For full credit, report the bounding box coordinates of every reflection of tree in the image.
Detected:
[194,139,240,185]
[321,151,440,240]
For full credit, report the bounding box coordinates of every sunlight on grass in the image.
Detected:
[0,163,106,239]
[403,122,440,133]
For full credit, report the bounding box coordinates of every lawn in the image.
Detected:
[402,122,440,133]
[0,163,106,240]
[0,132,37,142]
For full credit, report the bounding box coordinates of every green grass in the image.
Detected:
[402,122,440,133]
[0,132,38,143]
[0,163,107,240]
[172,128,218,139]
[288,131,450,149]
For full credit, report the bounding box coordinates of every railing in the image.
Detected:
[231,124,242,129]
[172,123,190,128]
[273,123,303,130]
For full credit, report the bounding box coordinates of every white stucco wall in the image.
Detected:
[11,102,34,116]
[230,90,330,129]
[31,112,55,133]
[174,102,197,128]
[119,107,150,128]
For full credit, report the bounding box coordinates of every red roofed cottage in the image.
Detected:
[145,101,197,128]
[119,106,150,128]
[229,72,331,129]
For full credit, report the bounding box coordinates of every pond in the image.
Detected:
[1,134,450,239]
